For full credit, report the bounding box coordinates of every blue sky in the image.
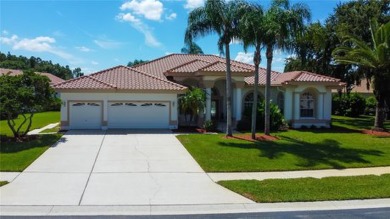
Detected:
[0,0,351,74]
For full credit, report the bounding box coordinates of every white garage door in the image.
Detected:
[108,102,169,129]
[69,102,102,129]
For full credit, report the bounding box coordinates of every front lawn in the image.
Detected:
[0,134,62,171]
[219,174,390,203]
[332,115,390,131]
[0,111,60,137]
[177,116,390,172]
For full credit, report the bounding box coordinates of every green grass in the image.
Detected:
[0,111,60,137]
[0,181,8,187]
[177,116,390,172]
[0,134,62,171]
[332,115,390,131]
[219,174,390,202]
[40,125,60,133]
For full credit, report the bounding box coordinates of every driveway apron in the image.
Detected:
[0,130,252,205]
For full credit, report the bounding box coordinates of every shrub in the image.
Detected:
[365,96,377,115]
[332,93,366,117]
[239,101,286,131]
[203,120,217,132]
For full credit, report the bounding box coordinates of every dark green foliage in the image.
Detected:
[285,0,389,89]
[181,41,204,54]
[332,93,366,117]
[72,67,84,78]
[365,96,377,115]
[203,120,217,132]
[0,71,55,139]
[179,87,206,126]
[127,59,148,67]
[237,101,286,131]
[0,52,73,79]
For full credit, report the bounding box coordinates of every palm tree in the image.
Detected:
[179,87,206,126]
[181,41,204,54]
[185,0,245,136]
[262,0,311,135]
[239,3,265,139]
[333,21,390,130]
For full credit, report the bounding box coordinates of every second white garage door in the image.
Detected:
[108,102,170,129]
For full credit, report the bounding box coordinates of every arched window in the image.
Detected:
[243,92,262,111]
[277,92,284,113]
[300,92,315,118]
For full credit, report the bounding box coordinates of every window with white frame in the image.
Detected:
[300,92,315,118]
[243,92,263,111]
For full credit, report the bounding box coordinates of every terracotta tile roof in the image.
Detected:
[54,66,187,92]
[246,70,342,86]
[200,61,253,73]
[0,68,65,85]
[290,71,340,82]
[134,53,255,78]
[166,59,211,74]
[244,68,280,85]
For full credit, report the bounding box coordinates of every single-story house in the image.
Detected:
[54,54,344,130]
[0,68,65,86]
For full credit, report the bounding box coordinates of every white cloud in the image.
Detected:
[2,30,9,35]
[0,34,18,45]
[184,0,204,10]
[116,13,161,48]
[94,39,123,49]
[235,52,254,64]
[0,34,79,64]
[166,12,177,20]
[76,46,92,52]
[120,0,163,21]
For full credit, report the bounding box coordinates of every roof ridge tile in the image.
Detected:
[87,75,117,88]
[165,59,211,73]
[122,65,187,89]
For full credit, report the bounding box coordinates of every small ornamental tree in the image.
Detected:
[0,70,54,140]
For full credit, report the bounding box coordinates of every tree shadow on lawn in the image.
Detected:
[0,134,62,153]
[218,136,384,169]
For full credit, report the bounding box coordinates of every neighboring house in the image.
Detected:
[54,54,343,130]
[335,78,374,98]
[0,68,65,86]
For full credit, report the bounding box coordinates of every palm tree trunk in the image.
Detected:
[251,46,261,140]
[225,43,233,137]
[264,45,272,136]
[374,95,385,131]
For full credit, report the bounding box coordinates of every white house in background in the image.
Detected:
[54,54,344,130]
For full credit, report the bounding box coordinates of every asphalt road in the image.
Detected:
[2,207,390,219]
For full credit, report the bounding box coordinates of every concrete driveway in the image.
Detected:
[0,130,252,206]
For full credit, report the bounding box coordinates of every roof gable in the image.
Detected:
[134,53,255,78]
[54,66,187,92]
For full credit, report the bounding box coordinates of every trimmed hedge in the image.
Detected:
[332,93,366,117]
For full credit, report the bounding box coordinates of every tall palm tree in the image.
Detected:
[239,3,265,139]
[333,21,390,130]
[181,41,204,54]
[262,0,311,135]
[185,0,245,136]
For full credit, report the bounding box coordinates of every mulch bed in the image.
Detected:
[361,129,390,137]
[172,126,206,133]
[225,134,279,142]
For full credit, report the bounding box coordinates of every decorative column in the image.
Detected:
[317,93,324,120]
[205,87,212,121]
[235,87,242,121]
[294,92,301,120]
